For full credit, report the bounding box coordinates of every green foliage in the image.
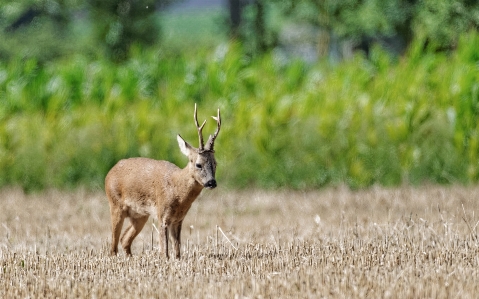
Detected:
[235,1,281,54]
[272,0,479,50]
[0,0,83,62]
[277,0,412,37]
[414,0,479,49]
[86,0,165,61]
[0,0,183,62]
[1,33,479,191]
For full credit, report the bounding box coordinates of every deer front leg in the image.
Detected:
[169,221,183,259]
[159,221,169,259]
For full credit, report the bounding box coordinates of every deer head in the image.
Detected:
[177,104,221,189]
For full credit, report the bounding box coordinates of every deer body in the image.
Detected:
[105,105,221,259]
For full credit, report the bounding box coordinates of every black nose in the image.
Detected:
[205,179,217,189]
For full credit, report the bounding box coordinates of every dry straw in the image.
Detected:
[1,186,479,298]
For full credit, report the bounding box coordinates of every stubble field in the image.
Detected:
[1,185,479,298]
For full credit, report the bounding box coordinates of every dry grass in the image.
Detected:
[1,185,479,298]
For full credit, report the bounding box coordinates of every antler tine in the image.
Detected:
[194,103,207,150]
[206,108,221,151]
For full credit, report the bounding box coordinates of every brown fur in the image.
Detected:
[105,106,220,259]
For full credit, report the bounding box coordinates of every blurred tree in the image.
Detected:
[273,0,479,54]
[227,0,278,54]
[0,0,82,62]
[0,0,182,62]
[415,0,479,50]
[223,0,479,57]
[86,0,176,61]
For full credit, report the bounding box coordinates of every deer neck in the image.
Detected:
[171,165,203,204]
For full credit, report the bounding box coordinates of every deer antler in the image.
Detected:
[194,103,207,151]
[206,108,221,151]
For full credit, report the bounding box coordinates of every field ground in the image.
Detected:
[1,185,479,298]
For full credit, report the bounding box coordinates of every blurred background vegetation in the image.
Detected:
[0,0,478,191]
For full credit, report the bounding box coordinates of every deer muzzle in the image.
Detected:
[204,179,217,189]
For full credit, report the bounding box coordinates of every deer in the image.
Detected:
[105,104,221,259]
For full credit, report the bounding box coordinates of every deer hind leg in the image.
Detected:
[120,216,149,256]
[109,206,126,256]
[169,221,183,259]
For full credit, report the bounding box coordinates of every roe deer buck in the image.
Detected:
[105,104,221,259]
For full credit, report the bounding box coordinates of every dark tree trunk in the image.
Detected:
[254,0,266,52]
[228,0,242,37]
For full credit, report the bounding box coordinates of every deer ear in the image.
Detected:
[177,134,193,156]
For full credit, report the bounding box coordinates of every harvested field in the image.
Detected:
[1,186,479,298]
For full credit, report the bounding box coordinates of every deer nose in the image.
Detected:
[205,179,217,189]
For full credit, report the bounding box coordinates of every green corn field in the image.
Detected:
[1,33,479,191]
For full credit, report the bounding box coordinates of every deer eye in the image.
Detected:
[195,163,202,169]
